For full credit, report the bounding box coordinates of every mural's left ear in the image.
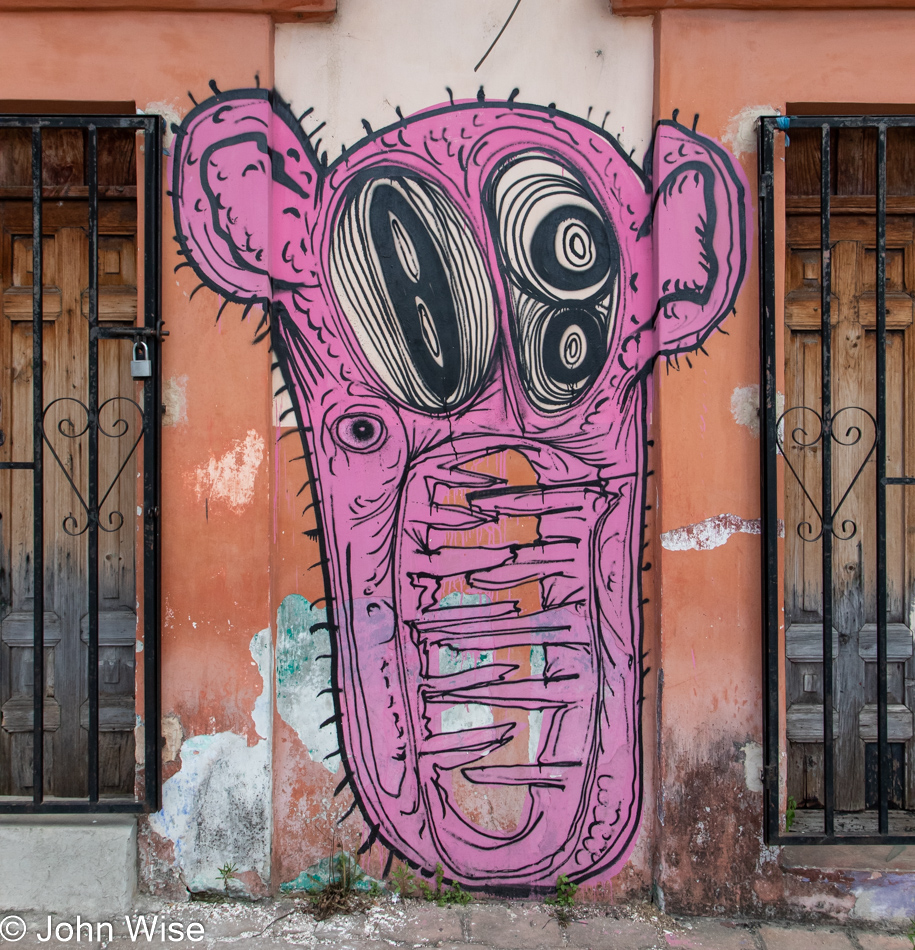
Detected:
[641,120,751,359]
[171,90,320,303]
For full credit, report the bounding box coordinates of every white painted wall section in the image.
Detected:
[276,0,655,162]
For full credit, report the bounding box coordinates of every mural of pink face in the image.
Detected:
[172,88,749,889]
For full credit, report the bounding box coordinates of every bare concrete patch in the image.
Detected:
[468,904,563,948]
[565,915,659,949]
[758,924,854,950]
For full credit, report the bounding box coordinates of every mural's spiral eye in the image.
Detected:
[332,413,387,453]
[330,173,495,413]
[489,156,619,412]
[492,156,619,303]
[532,206,614,294]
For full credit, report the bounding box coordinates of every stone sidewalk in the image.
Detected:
[4,900,910,950]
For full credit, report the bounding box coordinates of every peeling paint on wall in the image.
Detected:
[148,629,273,895]
[275,594,340,774]
[162,375,188,428]
[280,853,383,894]
[731,384,785,439]
[193,430,265,513]
[436,592,496,736]
[161,713,184,764]
[722,104,777,159]
[739,740,763,794]
[143,99,185,149]
[848,873,915,926]
[661,513,761,552]
[529,646,545,764]
[135,717,145,766]
[730,384,760,438]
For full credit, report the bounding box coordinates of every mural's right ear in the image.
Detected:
[171,90,321,303]
[639,120,751,359]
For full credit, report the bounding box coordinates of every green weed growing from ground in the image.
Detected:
[390,862,472,906]
[545,874,578,928]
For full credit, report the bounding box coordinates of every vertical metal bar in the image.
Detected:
[87,126,100,804]
[30,126,44,804]
[820,124,835,837]
[876,124,889,836]
[142,117,162,811]
[758,116,782,843]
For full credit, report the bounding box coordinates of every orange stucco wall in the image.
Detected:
[4,5,915,918]
[653,8,915,917]
[0,10,276,894]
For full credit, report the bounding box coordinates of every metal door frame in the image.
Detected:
[0,113,162,813]
[759,113,915,844]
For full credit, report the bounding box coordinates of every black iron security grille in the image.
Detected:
[0,114,162,812]
[760,113,915,844]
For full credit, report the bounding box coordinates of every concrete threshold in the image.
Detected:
[0,815,137,917]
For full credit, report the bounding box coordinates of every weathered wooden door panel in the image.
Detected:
[0,174,139,797]
[784,127,915,817]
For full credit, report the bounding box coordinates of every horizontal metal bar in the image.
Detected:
[884,477,915,485]
[0,462,34,470]
[0,115,156,130]
[770,115,915,129]
[95,324,169,341]
[0,799,147,814]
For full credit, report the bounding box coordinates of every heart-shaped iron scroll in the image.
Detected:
[776,404,878,543]
[41,396,144,537]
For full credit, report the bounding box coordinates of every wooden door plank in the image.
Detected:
[904,248,915,808]
[0,203,13,793]
[788,216,915,245]
[832,241,867,811]
[785,128,822,198]
[0,129,30,188]
[837,128,876,197]
[44,226,88,797]
[97,130,136,190]
[887,128,915,197]
[801,334,823,615]
[884,332,906,622]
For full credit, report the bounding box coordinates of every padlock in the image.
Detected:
[131,341,152,379]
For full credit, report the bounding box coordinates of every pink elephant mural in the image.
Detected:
[171,86,750,888]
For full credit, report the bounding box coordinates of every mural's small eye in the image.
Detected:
[332,413,387,453]
[518,303,607,409]
[542,308,603,384]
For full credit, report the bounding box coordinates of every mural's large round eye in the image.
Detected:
[367,185,461,402]
[492,157,619,304]
[330,174,495,413]
[332,413,387,453]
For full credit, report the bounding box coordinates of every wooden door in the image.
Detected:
[0,128,140,798]
[784,127,915,824]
